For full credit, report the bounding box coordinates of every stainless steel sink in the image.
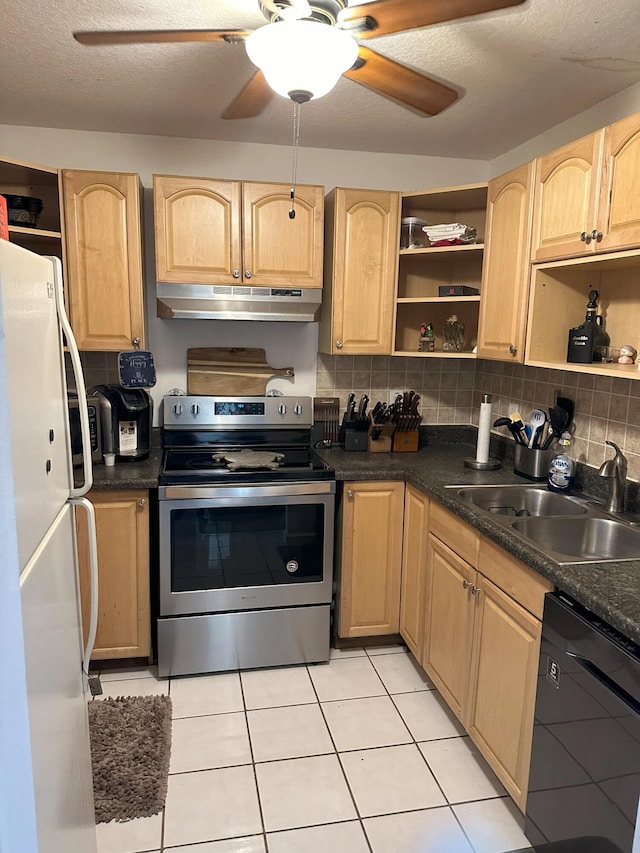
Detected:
[451,484,588,519]
[510,516,640,564]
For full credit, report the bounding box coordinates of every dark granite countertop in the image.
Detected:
[89,445,162,491]
[317,437,640,647]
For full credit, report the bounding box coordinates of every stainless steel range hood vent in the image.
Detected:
[156,283,322,322]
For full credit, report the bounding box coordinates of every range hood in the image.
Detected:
[156,283,322,322]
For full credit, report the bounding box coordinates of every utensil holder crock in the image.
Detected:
[514,444,553,481]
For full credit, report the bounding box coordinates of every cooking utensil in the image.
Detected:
[556,396,574,429]
[509,411,528,446]
[187,348,294,395]
[528,409,547,449]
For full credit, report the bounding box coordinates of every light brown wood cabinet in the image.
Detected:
[63,170,145,351]
[0,156,63,259]
[422,503,552,812]
[395,184,487,359]
[319,187,400,355]
[337,481,404,638]
[77,489,150,660]
[154,175,324,288]
[477,162,534,362]
[531,113,640,263]
[399,484,429,658]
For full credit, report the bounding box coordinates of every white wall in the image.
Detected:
[0,124,488,413]
[489,80,640,175]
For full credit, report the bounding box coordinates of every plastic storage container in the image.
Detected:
[400,217,427,249]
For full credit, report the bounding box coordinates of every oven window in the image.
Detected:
[171,504,325,591]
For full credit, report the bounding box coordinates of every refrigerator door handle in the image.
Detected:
[48,256,93,497]
[71,497,99,691]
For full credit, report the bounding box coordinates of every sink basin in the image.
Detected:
[510,516,640,564]
[453,485,588,519]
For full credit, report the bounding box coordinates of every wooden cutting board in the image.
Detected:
[187,347,295,395]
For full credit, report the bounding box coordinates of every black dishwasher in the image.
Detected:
[525,592,640,852]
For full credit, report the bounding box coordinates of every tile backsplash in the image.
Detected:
[316,355,640,482]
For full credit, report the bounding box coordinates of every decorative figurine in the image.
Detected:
[618,344,637,364]
[418,322,435,352]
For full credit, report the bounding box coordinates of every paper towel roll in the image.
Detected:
[476,395,492,464]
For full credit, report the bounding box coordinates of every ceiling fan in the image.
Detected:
[74,0,526,119]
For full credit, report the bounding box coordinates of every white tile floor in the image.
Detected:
[93,646,534,853]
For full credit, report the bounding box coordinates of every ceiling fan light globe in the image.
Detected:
[245,20,358,101]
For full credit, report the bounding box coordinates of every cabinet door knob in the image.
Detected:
[232,269,241,279]
[509,344,518,356]
[591,229,603,242]
[580,231,591,243]
[336,340,343,349]
[347,489,354,498]
[245,269,252,279]
[132,336,141,348]
[138,499,146,507]
[470,584,481,597]
[462,579,470,589]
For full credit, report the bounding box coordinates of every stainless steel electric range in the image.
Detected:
[157,395,336,678]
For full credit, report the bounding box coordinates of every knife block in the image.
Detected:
[392,430,420,452]
[367,418,395,453]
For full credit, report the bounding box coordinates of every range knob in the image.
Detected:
[278,404,287,415]
[191,403,200,415]
[173,403,184,416]
[294,404,303,415]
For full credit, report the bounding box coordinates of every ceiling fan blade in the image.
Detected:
[222,71,275,120]
[339,0,526,39]
[73,29,251,46]
[344,46,457,116]
[344,45,458,116]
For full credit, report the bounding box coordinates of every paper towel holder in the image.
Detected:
[464,393,502,471]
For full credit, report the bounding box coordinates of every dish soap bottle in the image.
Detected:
[547,432,575,493]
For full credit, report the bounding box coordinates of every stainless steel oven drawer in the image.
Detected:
[157,604,330,677]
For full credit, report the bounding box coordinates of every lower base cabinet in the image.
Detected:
[337,481,404,638]
[399,485,429,658]
[423,503,552,812]
[76,489,151,660]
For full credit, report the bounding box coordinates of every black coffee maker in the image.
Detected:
[90,385,153,461]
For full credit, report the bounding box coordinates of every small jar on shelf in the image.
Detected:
[443,314,465,352]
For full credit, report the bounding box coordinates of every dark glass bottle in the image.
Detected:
[566,289,610,363]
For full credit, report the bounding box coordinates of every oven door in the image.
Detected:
[159,482,335,616]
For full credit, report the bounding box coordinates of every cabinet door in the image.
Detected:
[531,131,603,262]
[338,481,404,638]
[322,188,400,355]
[467,575,541,812]
[477,162,534,362]
[77,490,150,660]
[400,485,429,658]
[423,534,475,723]
[242,181,324,287]
[63,170,144,351]
[154,175,242,285]
[598,112,640,252]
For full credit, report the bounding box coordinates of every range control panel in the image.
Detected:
[163,396,312,429]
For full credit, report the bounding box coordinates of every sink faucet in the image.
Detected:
[598,440,628,513]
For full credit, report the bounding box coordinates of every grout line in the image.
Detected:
[306,663,374,853]
[237,672,269,852]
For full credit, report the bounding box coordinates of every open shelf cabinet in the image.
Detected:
[1,157,63,259]
[394,183,487,357]
[526,251,640,379]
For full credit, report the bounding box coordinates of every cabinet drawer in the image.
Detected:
[430,503,479,567]
[478,537,553,620]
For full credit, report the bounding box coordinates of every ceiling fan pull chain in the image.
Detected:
[289,99,302,219]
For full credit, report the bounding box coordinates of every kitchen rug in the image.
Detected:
[88,694,172,823]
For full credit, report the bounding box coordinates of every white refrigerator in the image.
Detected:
[0,240,99,853]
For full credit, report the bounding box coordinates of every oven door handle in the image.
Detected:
[565,651,640,715]
[160,482,335,500]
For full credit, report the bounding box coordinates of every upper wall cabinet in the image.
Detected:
[531,131,603,263]
[63,170,145,351]
[477,162,534,362]
[319,187,400,355]
[0,156,63,259]
[597,111,640,253]
[394,184,487,358]
[154,175,324,289]
[531,112,640,263]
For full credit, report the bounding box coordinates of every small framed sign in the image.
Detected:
[118,350,157,388]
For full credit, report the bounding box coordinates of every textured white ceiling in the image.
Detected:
[2,0,640,159]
